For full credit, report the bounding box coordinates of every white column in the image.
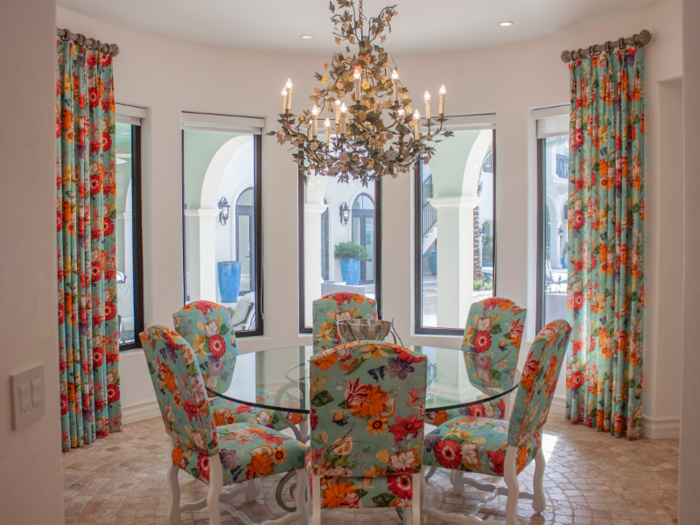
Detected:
[305,203,328,324]
[121,212,133,281]
[548,220,562,269]
[428,196,481,329]
[185,208,220,302]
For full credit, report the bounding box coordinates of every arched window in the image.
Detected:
[236,188,255,295]
[352,193,375,284]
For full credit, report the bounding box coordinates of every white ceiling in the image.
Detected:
[58,0,663,55]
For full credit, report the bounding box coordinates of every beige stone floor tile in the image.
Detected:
[63,416,678,525]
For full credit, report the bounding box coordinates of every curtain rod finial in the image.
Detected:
[561,50,573,63]
[635,30,652,47]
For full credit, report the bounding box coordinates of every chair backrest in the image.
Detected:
[507,319,572,447]
[312,292,378,353]
[462,297,527,388]
[173,301,238,393]
[140,325,219,455]
[309,342,427,478]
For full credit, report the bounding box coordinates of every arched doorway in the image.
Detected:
[235,188,255,294]
[352,193,375,285]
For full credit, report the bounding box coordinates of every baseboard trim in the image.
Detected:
[550,395,567,416]
[642,415,681,439]
[548,395,679,439]
[122,401,161,425]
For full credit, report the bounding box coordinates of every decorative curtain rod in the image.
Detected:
[561,30,651,63]
[57,28,119,57]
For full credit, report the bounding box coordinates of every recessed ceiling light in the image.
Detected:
[300,35,314,40]
[499,21,514,27]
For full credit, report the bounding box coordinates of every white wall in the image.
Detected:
[0,1,65,523]
[680,0,700,521]
[58,0,685,438]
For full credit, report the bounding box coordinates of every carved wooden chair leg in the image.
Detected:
[532,449,546,513]
[503,446,519,525]
[450,470,465,494]
[312,475,321,525]
[246,479,260,502]
[167,461,180,525]
[207,454,225,525]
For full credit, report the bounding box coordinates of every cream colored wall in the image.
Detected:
[680,0,700,521]
[57,1,685,437]
[0,1,65,524]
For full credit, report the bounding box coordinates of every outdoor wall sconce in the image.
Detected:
[339,202,350,225]
[218,197,230,225]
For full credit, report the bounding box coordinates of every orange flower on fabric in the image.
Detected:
[314,351,338,371]
[246,451,274,479]
[351,384,388,418]
[322,483,360,508]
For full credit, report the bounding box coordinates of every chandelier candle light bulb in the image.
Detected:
[270,0,453,184]
[391,69,400,103]
[439,85,446,117]
[312,105,320,137]
[285,79,293,112]
[354,67,363,104]
[281,89,288,114]
[424,91,431,125]
[340,103,348,135]
[413,110,420,138]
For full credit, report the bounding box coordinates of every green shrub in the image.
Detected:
[334,242,369,262]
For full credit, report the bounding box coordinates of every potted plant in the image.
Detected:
[334,242,369,286]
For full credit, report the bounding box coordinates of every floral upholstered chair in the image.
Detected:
[308,341,427,525]
[426,297,526,426]
[422,320,572,525]
[312,293,378,354]
[174,301,294,431]
[140,326,308,525]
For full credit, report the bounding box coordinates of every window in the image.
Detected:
[181,113,264,337]
[299,173,382,332]
[115,106,144,350]
[535,110,570,331]
[415,123,496,335]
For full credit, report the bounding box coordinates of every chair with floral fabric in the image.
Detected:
[174,301,294,432]
[312,293,378,354]
[426,297,526,427]
[140,325,308,525]
[308,341,427,525]
[421,319,572,525]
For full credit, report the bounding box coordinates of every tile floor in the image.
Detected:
[63,415,679,525]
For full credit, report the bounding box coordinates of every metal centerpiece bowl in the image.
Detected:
[337,319,393,343]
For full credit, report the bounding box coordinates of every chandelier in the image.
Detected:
[271,0,453,185]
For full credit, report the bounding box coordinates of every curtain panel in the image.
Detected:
[57,38,122,452]
[565,48,645,440]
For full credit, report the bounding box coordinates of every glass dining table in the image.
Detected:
[206,344,520,511]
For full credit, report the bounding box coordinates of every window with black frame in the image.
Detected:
[536,111,570,332]
[115,115,144,350]
[181,115,264,337]
[415,126,496,335]
[298,172,382,332]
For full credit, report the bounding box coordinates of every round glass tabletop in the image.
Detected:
[207,345,520,414]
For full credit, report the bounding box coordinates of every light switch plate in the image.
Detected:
[11,364,45,430]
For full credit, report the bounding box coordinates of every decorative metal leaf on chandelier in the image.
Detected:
[269,0,453,185]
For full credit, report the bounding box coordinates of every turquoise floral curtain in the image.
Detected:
[57,37,121,451]
[565,48,645,440]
